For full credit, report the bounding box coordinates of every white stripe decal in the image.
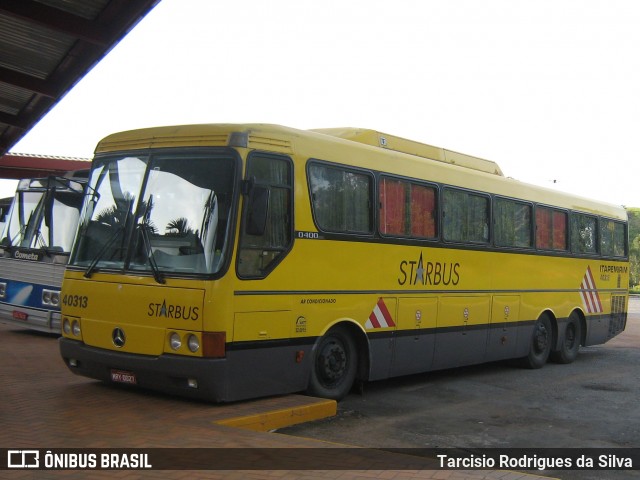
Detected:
[580,266,603,314]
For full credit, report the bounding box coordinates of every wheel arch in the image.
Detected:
[550,307,587,350]
[315,319,371,383]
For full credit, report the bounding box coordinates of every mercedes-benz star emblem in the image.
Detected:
[112,328,126,348]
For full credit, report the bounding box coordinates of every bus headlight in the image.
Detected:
[169,332,182,351]
[42,289,61,306]
[63,316,81,338]
[187,334,200,353]
[62,315,82,340]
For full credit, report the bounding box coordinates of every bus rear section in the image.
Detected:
[0,177,85,333]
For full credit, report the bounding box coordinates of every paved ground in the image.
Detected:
[280,297,640,480]
[3,304,603,479]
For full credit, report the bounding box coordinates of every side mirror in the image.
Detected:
[246,185,270,236]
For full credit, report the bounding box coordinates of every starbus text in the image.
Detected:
[398,253,460,286]
[147,301,199,320]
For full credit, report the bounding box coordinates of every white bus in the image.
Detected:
[0,175,86,333]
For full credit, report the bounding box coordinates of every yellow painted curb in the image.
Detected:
[216,398,337,432]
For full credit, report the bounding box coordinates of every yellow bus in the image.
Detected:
[59,124,629,402]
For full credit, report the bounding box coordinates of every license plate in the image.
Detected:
[12,310,28,321]
[110,369,137,385]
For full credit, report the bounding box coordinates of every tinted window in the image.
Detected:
[443,188,489,243]
[308,163,373,234]
[238,154,293,278]
[495,197,532,248]
[600,219,626,257]
[379,177,437,239]
[536,207,567,251]
[570,213,597,254]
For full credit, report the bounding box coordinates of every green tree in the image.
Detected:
[166,217,193,235]
[627,208,640,288]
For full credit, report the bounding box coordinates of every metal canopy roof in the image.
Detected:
[0,0,160,162]
[0,152,90,179]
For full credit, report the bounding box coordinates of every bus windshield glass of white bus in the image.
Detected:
[0,178,84,252]
[42,185,84,252]
[71,152,236,277]
[2,191,45,248]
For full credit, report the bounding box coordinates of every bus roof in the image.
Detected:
[311,128,504,176]
[96,124,502,176]
[94,123,626,220]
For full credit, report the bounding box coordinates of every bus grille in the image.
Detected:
[609,295,627,338]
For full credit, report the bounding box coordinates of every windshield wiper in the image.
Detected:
[135,194,164,284]
[138,223,165,284]
[83,226,124,278]
[83,194,134,278]
[8,210,34,247]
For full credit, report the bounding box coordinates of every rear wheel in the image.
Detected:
[550,312,581,364]
[307,326,357,401]
[521,314,553,369]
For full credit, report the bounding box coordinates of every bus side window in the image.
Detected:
[308,163,373,234]
[237,153,293,278]
[379,176,437,239]
[494,197,532,248]
[600,218,627,258]
[569,212,596,254]
[443,188,490,244]
[537,206,568,252]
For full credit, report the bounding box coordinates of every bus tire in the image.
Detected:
[550,312,581,364]
[521,314,553,369]
[307,326,357,401]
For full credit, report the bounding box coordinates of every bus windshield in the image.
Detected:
[1,178,84,252]
[71,150,237,278]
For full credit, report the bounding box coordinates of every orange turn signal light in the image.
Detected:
[202,331,226,358]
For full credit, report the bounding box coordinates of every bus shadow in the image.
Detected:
[347,347,611,400]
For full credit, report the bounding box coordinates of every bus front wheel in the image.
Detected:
[307,326,357,401]
[521,314,553,369]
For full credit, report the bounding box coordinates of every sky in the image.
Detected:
[3,0,640,207]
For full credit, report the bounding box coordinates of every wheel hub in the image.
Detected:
[565,323,576,348]
[320,342,346,382]
[534,324,549,352]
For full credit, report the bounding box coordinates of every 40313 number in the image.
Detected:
[62,294,89,308]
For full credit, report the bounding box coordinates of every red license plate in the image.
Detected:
[13,310,28,321]
[110,369,137,385]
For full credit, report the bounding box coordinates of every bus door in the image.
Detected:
[433,295,490,369]
[391,297,437,376]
